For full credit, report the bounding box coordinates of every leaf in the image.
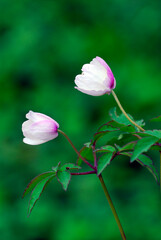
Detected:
[97,122,119,132]
[93,129,123,144]
[60,163,81,171]
[23,172,56,198]
[120,152,158,183]
[118,141,136,152]
[97,152,114,176]
[109,108,145,127]
[95,145,116,153]
[150,145,161,151]
[28,175,55,215]
[109,107,145,130]
[56,170,71,191]
[131,136,158,162]
[77,145,94,166]
[143,130,161,139]
[136,154,159,183]
[52,162,61,172]
[150,116,161,122]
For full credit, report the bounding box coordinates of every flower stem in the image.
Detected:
[159,151,161,193]
[98,174,126,240]
[58,129,95,170]
[111,90,145,132]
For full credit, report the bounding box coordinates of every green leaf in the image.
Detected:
[143,130,161,139]
[52,162,61,172]
[109,108,145,127]
[23,172,56,198]
[136,155,159,183]
[120,152,158,183]
[28,175,55,215]
[97,152,114,176]
[119,141,136,152]
[109,107,132,125]
[60,163,81,171]
[109,107,145,131]
[131,136,158,162]
[95,145,116,153]
[134,130,161,140]
[150,116,161,122]
[150,145,161,151]
[77,145,94,166]
[56,170,71,191]
[93,129,123,144]
[97,122,119,132]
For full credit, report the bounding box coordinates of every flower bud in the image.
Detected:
[22,111,59,145]
[74,56,116,96]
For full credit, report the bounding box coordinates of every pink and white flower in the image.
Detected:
[74,56,116,96]
[22,111,59,145]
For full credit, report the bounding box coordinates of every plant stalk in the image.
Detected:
[160,151,161,192]
[111,90,145,132]
[98,174,126,240]
[71,170,96,175]
[58,129,95,170]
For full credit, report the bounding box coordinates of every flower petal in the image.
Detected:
[23,138,47,145]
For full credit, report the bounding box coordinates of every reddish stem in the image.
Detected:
[71,170,96,175]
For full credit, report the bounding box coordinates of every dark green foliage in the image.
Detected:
[28,174,56,215]
[56,171,71,191]
[77,145,94,166]
[97,152,114,176]
[23,171,56,198]
[131,137,158,162]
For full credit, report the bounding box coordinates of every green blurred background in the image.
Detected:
[0,0,161,239]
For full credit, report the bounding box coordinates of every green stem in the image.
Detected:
[111,90,145,132]
[58,129,95,170]
[159,151,161,192]
[98,174,126,240]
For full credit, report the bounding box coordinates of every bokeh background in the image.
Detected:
[0,0,161,239]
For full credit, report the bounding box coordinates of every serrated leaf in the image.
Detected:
[97,152,114,176]
[143,130,161,139]
[28,175,55,215]
[23,172,56,198]
[120,152,159,183]
[131,136,158,162]
[119,141,136,152]
[93,129,123,144]
[150,116,161,122]
[56,171,71,191]
[77,146,94,166]
[52,162,61,172]
[97,122,119,132]
[60,163,81,171]
[136,155,159,183]
[95,145,116,153]
[109,107,133,125]
[109,107,145,130]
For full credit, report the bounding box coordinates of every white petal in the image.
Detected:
[75,74,107,91]
[74,87,109,96]
[82,64,107,84]
[23,138,47,145]
[24,120,58,139]
[26,111,55,123]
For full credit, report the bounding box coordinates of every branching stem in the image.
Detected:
[71,171,96,175]
[58,129,95,170]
